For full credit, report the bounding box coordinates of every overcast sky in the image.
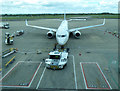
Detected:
[1,0,119,14]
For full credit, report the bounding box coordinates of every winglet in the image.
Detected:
[103,18,105,25]
[25,19,28,26]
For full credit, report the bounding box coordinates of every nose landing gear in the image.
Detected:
[53,43,65,50]
[61,45,64,49]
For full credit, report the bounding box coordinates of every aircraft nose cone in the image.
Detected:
[57,39,65,46]
[59,42,65,46]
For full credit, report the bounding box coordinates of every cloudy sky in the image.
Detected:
[1,0,120,14]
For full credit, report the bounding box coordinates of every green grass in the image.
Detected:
[90,15,118,18]
[1,14,119,21]
[1,15,64,20]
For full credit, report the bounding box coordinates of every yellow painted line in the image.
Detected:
[5,56,15,67]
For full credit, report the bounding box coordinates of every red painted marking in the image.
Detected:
[81,63,89,88]
[88,87,110,89]
[28,63,41,86]
[0,85,27,87]
[0,62,41,87]
[81,63,111,89]
[96,63,111,89]
[0,62,19,82]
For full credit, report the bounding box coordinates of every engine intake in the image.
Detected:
[47,31,54,39]
[73,31,81,38]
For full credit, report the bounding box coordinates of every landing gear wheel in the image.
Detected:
[61,45,64,49]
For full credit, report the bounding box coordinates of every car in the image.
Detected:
[3,25,9,29]
[0,23,9,29]
[16,30,24,36]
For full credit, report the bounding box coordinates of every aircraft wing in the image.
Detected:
[69,19,105,32]
[25,20,57,32]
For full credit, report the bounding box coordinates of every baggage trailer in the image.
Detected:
[2,48,17,58]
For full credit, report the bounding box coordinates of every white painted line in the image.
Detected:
[28,62,42,88]
[0,61,42,88]
[80,62,97,64]
[1,85,29,88]
[36,67,46,89]
[80,62,87,89]
[17,61,25,63]
[0,61,20,81]
[18,51,36,54]
[26,61,42,63]
[96,63,112,89]
[71,55,78,89]
[80,62,112,89]
[18,61,41,63]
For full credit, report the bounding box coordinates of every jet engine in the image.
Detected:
[73,31,81,38]
[47,31,54,39]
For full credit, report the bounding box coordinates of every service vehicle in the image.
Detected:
[16,30,24,36]
[45,49,69,69]
[5,32,13,45]
[0,22,9,29]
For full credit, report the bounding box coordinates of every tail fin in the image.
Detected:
[64,13,66,20]
[25,19,28,26]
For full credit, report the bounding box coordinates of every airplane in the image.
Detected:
[25,14,105,48]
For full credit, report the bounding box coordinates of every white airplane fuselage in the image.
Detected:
[56,20,69,46]
[26,15,105,46]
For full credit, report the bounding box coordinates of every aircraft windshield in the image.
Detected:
[57,35,61,37]
[57,35,66,37]
[49,55,60,59]
[61,35,66,37]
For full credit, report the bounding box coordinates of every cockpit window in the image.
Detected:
[61,35,66,37]
[57,35,66,37]
[57,35,61,37]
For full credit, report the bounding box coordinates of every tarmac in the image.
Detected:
[1,18,119,90]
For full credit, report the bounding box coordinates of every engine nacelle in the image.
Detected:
[73,31,81,38]
[47,31,54,39]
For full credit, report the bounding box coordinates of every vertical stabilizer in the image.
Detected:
[64,13,66,20]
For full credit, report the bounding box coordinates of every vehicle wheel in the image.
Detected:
[65,63,67,66]
[62,65,64,69]
[63,64,67,69]
[46,67,49,69]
